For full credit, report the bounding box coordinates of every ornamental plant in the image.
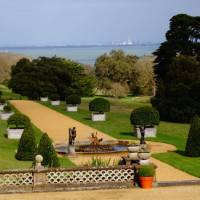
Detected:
[185,115,200,157]
[3,105,12,113]
[0,98,6,105]
[7,113,30,129]
[15,126,37,161]
[37,133,60,167]
[89,98,110,113]
[66,94,81,105]
[138,164,155,177]
[130,106,160,126]
[50,93,60,101]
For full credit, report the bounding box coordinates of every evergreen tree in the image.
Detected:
[185,115,200,157]
[15,126,37,161]
[37,133,60,167]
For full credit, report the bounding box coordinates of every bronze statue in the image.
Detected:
[69,127,76,146]
[139,126,146,144]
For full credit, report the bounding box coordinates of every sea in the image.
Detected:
[0,44,159,65]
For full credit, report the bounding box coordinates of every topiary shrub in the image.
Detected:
[3,105,12,113]
[7,113,30,129]
[130,106,160,126]
[15,126,37,161]
[185,115,200,157]
[37,133,60,167]
[49,93,60,101]
[0,91,2,97]
[138,164,155,177]
[0,98,5,105]
[89,98,110,113]
[66,94,81,105]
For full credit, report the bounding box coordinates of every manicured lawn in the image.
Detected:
[40,98,200,177]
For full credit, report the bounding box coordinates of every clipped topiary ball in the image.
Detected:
[130,106,160,126]
[89,98,110,113]
[8,113,30,129]
[66,94,81,105]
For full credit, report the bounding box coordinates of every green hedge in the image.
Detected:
[7,113,30,129]
[89,98,110,113]
[130,106,159,126]
[66,94,81,105]
[15,126,37,161]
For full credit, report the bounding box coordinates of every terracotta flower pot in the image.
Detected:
[139,176,153,189]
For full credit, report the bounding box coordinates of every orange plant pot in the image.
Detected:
[139,177,153,189]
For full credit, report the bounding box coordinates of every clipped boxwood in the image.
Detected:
[49,94,60,101]
[0,98,5,105]
[7,113,30,129]
[3,105,12,113]
[66,94,81,105]
[130,106,160,126]
[89,98,110,113]
[138,164,155,177]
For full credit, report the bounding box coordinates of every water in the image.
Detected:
[0,44,159,65]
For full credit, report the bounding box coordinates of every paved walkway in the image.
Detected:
[1,186,200,200]
[11,100,198,182]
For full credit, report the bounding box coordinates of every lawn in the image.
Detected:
[40,97,200,177]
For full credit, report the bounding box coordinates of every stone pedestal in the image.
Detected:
[68,145,76,155]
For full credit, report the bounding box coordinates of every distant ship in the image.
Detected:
[121,38,134,46]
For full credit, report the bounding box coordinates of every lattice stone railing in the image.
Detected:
[46,167,134,185]
[0,171,33,187]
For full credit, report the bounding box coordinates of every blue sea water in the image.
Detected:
[0,44,159,65]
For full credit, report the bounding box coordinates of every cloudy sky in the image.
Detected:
[0,0,199,46]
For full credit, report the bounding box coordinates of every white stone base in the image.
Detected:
[135,126,157,138]
[67,105,78,112]
[0,112,14,120]
[7,128,24,139]
[0,104,5,111]
[40,97,48,102]
[51,100,60,106]
[139,159,150,165]
[138,152,151,160]
[91,113,106,121]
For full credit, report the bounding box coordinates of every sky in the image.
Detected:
[0,0,199,46]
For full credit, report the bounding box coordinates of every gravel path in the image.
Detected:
[1,186,200,200]
[11,100,198,182]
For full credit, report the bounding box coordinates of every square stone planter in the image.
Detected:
[0,104,5,111]
[51,100,60,106]
[134,126,157,138]
[40,97,48,102]
[7,128,24,139]
[67,105,78,112]
[0,112,14,120]
[91,113,106,121]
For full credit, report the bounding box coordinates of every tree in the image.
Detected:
[15,126,37,161]
[185,115,200,157]
[37,133,60,167]
[9,56,95,100]
[152,14,200,122]
[95,50,138,95]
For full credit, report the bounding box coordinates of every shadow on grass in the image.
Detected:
[175,150,187,156]
[119,132,134,137]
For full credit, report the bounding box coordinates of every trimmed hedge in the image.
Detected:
[66,94,81,105]
[15,126,37,161]
[130,106,160,126]
[37,133,60,167]
[7,113,30,129]
[138,164,155,177]
[89,98,110,113]
[185,115,200,157]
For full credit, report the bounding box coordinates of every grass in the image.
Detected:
[40,97,200,177]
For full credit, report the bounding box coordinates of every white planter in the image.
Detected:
[7,128,24,139]
[67,105,78,112]
[0,104,5,111]
[0,112,14,120]
[91,113,106,121]
[139,159,150,165]
[135,126,157,138]
[40,97,48,102]
[128,145,140,152]
[51,100,60,106]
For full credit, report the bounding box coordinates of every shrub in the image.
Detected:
[0,91,2,97]
[15,126,37,161]
[0,98,6,105]
[130,106,160,126]
[89,98,110,113]
[185,115,200,157]
[7,113,30,129]
[37,133,60,167]
[3,105,12,113]
[66,94,81,105]
[49,94,60,101]
[138,164,155,177]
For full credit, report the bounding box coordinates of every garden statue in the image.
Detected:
[68,127,76,146]
[139,126,146,144]
[90,132,103,146]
